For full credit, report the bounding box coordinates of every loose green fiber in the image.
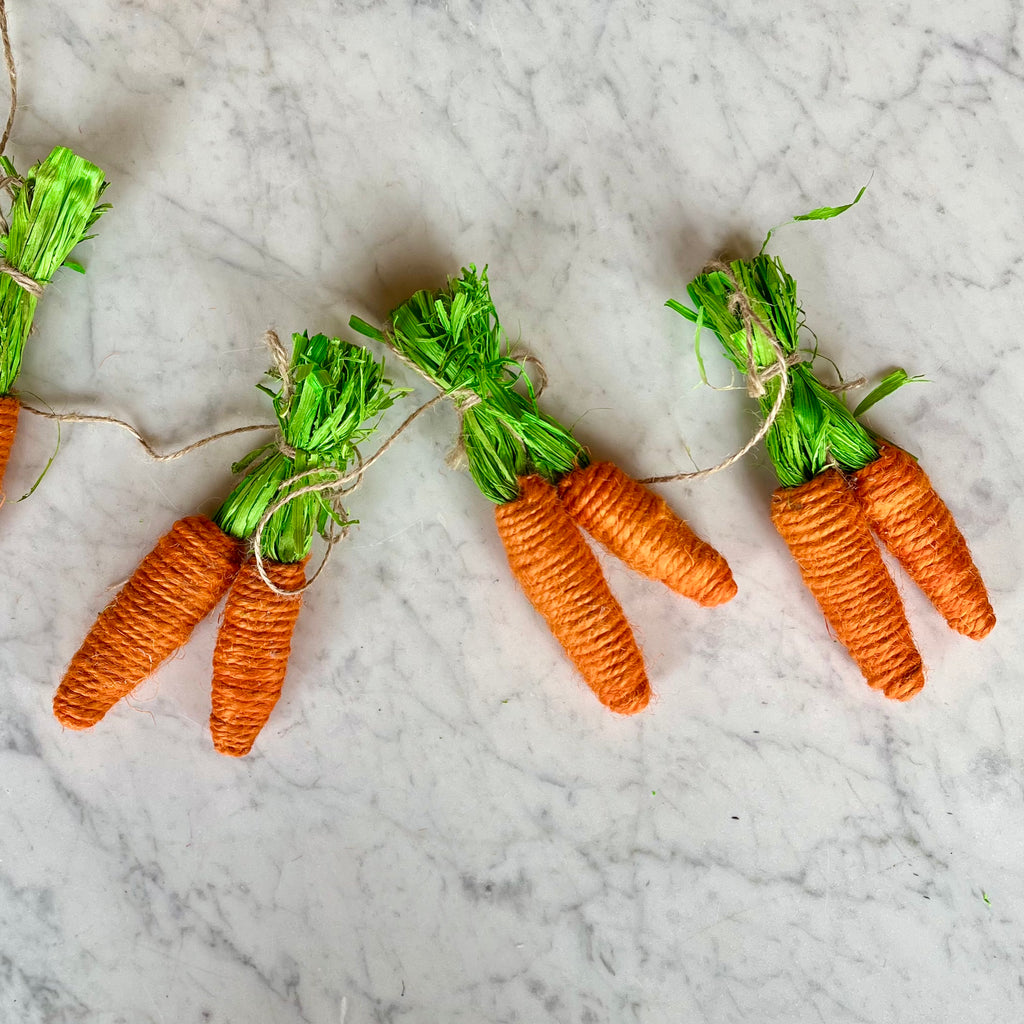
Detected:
[214,333,408,564]
[671,250,915,487]
[352,265,587,504]
[0,146,109,395]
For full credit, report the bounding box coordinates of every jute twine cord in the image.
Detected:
[0,0,15,160]
[20,402,276,460]
[770,469,925,701]
[0,0,45,296]
[851,442,996,641]
[557,460,737,607]
[494,474,651,714]
[53,515,244,729]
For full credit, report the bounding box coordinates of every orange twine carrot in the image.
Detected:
[0,393,18,492]
[852,443,995,640]
[557,461,737,607]
[770,469,925,701]
[53,516,243,729]
[209,556,307,757]
[494,474,651,714]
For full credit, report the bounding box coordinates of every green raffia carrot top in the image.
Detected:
[350,265,587,505]
[669,250,920,487]
[0,146,109,495]
[0,146,109,395]
[214,330,409,562]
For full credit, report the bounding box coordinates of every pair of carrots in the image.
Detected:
[54,333,406,755]
[0,147,109,496]
[351,266,737,714]
[676,253,994,699]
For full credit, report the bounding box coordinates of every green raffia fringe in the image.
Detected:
[350,265,586,505]
[671,253,884,488]
[214,333,408,564]
[0,146,109,395]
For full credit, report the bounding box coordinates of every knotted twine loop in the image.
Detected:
[0,257,42,297]
[642,261,867,485]
[249,346,449,598]
[641,260,798,485]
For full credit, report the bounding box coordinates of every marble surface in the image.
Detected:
[1,0,1022,1021]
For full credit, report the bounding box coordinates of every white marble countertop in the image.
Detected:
[2,1,1022,1021]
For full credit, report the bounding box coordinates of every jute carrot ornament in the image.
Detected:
[671,232,994,700]
[0,3,109,498]
[351,265,735,714]
[0,151,108,495]
[54,331,407,755]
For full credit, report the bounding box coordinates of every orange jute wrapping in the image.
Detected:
[495,474,651,715]
[0,394,19,492]
[771,469,925,701]
[54,516,244,729]
[210,556,308,757]
[852,443,995,641]
[558,460,737,607]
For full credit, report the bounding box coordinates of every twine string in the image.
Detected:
[20,402,276,460]
[0,0,16,159]
[0,3,51,294]
[21,327,437,598]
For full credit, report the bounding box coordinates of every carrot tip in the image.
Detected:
[52,703,101,730]
[212,736,256,758]
[606,684,653,716]
[700,576,738,608]
[954,609,997,641]
[883,669,926,702]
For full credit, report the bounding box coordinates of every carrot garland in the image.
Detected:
[672,240,994,698]
[0,147,108,497]
[351,265,735,714]
[55,332,406,755]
